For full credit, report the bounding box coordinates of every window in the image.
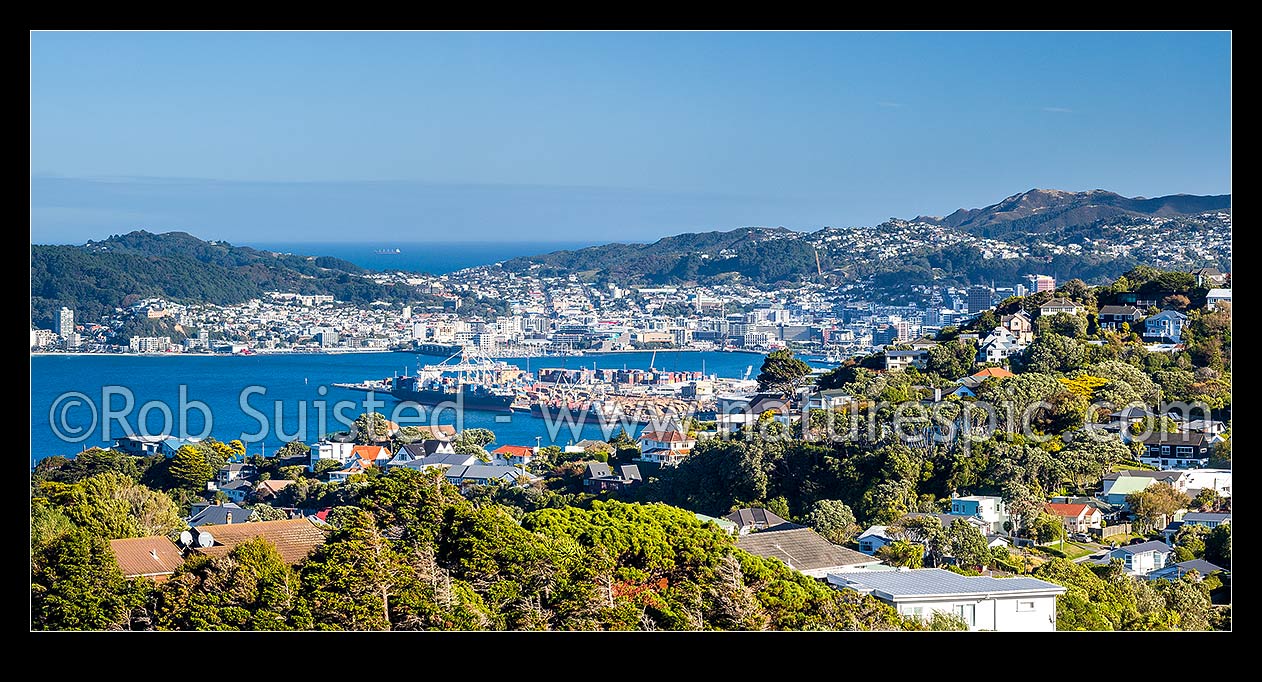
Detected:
[953,604,975,627]
[1017,600,1036,612]
[906,606,924,619]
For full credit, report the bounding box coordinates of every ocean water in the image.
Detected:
[30,350,767,463]
[241,241,604,274]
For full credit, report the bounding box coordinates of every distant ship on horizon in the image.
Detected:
[374,247,402,255]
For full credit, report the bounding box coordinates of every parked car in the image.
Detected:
[1072,533,1092,542]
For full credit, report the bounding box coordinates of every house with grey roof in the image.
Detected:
[583,462,643,492]
[736,526,881,578]
[186,502,255,527]
[1180,511,1231,530]
[725,507,795,535]
[443,464,538,488]
[1143,309,1187,343]
[827,568,1066,631]
[1147,559,1225,582]
[1101,541,1174,576]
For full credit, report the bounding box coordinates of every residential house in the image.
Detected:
[1191,267,1227,288]
[1177,469,1231,498]
[1044,503,1103,534]
[1180,419,1228,439]
[693,513,739,535]
[189,518,327,565]
[999,310,1034,343]
[1180,512,1231,530]
[308,440,356,471]
[254,478,295,502]
[1038,298,1085,317]
[725,507,795,535]
[885,349,929,371]
[1099,471,1175,507]
[564,439,611,454]
[385,440,458,469]
[443,464,537,488]
[582,462,643,492]
[491,444,537,466]
[109,536,185,582]
[394,452,481,473]
[635,429,696,467]
[1147,559,1226,582]
[187,502,254,527]
[112,435,199,458]
[1097,304,1143,331]
[976,327,1026,364]
[806,389,854,411]
[216,462,257,486]
[1205,288,1231,309]
[948,495,1010,534]
[736,527,882,578]
[1143,310,1187,343]
[827,569,1065,632]
[350,445,392,468]
[1139,431,1212,469]
[1103,541,1173,576]
[327,458,373,483]
[857,525,894,555]
[956,366,1016,394]
[214,478,256,503]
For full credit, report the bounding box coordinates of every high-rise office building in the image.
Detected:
[967,286,993,315]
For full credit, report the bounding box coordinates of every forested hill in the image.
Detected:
[499,226,820,284]
[31,231,410,328]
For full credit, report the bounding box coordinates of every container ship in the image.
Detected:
[388,350,528,413]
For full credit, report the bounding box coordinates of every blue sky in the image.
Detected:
[30,31,1230,244]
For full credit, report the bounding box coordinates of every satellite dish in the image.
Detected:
[196,531,214,548]
[179,530,193,547]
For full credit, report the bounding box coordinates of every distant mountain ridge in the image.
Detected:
[914,188,1230,237]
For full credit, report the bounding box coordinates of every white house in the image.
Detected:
[1177,469,1231,498]
[827,568,1066,632]
[1180,512,1231,530]
[885,349,929,371]
[976,327,1026,364]
[949,495,1010,534]
[1038,299,1085,317]
[309,440,356,471]
[857,525,894,555]
[1105,541,1173,576]
[1205,288,1231,309]
[1044,503,1103,533]
[1143,310,1187,343]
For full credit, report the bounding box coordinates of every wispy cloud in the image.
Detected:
[1041,106,1074,113]
[877,101,902,108]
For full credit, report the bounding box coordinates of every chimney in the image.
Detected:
[225,511,233,524]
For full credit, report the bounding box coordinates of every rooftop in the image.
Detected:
[736,527,876,572]
[109,536,185,578]
[829,568,1066,600]
[193,518,328,564]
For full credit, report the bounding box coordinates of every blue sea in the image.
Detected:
[242,241,604,274]
[30,350,767,463]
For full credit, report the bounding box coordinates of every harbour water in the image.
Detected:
[241,240,600,275]
[30,350,769,463]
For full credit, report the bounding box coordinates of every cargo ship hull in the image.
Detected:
[390,386,517,412]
